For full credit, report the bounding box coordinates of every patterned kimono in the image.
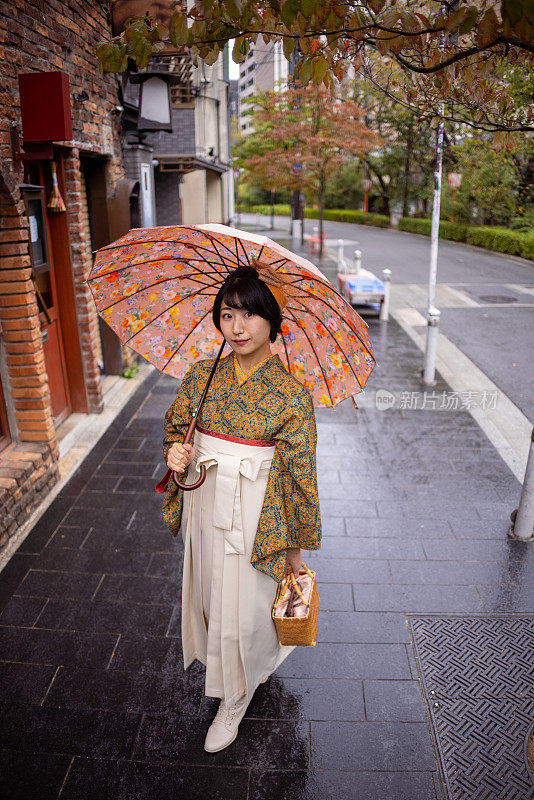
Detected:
[162,351,322,583]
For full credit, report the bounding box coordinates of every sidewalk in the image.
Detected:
[1,233,533,799]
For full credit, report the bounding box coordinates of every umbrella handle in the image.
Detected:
[154,464,206,493]
[154,340,227,495]
[172,463,206,491]
[168,416,205,492]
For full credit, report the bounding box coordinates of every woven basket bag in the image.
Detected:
[271,563,320,647]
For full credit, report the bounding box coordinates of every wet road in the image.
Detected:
[242,214,534,423]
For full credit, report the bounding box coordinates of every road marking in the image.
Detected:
[443,285,480,307]
[506,283,534,297]
[392,308,530,482]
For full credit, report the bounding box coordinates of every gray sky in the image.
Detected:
[228,42,239,80]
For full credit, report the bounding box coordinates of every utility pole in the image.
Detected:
[422,111,444,385]
[288,41,303,245]
[422,1,457,385]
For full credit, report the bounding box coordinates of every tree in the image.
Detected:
[350,75,436,217]
[237,84,381,255]
[441,139,521,225]
[96,1,534,136]
[324,161,366,210]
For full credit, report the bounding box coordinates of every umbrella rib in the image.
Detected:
[279,270,342,293]
[266,256,291,268]
[87,257,226,283]
[161,306,216,371]
[281,277,373,357]
[193,230,253,267]
[95,232,226,255]
[204,238,232,274]
[237,237,251,266]
[122,285,217,345]
[283,308,334,406]
[192,234,241,267]
[185,240,233,275]
[298,294,373,362]
[287,305,365,392]
[96,235,182,252]
[179,227,240,271]
[279,330,292,375]
[95,228,262,267]
[96,274,219,315]
[94,224,240,273]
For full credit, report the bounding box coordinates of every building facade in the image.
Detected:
[238,40,289,133]
[0,1,232,553]
[0,0,132,549]
[119,42,231,228]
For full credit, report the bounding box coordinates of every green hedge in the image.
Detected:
[312,208,390,227]
[466,226,534,260]
[249,204,291,216]
[250,205,389,228]
[248,206,534,261]
[398,217,534,260]
[398,217,468,241]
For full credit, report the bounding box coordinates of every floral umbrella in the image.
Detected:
[86,223,376,409]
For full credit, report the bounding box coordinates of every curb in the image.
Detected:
[0,362,156,572]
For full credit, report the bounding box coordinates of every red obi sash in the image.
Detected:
[196,424,275,447]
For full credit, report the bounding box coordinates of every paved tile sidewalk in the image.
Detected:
[0,241,531,799]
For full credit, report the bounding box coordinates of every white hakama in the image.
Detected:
[181,428,295,707]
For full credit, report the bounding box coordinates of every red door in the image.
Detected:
[23,165,71,426]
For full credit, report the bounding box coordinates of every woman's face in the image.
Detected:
[219,302,272,357]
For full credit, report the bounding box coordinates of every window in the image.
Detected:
[247,78,253,87]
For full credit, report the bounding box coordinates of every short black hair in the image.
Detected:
[212,266,283,343]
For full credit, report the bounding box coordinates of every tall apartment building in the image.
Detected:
[238,40,289,133]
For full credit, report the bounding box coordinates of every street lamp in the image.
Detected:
[138,75,172,131]
[362,178,372,214]
[447,172,462,223]
[129,69,188,133]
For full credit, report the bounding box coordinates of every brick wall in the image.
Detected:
[0,0,125,549]
[0,171,56,449]
[79,167,103,370]
[63,148,105,414]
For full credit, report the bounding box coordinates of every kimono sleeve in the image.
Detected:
[277,389,322,550]
[161,364,198,537]
[255,387,322,563]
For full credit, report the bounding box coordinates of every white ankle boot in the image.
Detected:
[204,695,249,752]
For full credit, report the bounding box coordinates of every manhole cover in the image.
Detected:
[408,614,534,799]
[478,294,518,303]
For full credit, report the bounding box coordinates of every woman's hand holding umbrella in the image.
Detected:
[166,442,195,475]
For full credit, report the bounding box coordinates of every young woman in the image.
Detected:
[162,263,322,752]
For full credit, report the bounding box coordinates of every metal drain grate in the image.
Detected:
[408,615,534,800]
[478,294,518,303]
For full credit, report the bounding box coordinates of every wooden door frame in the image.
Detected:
[22,178,72,425]
[46,150,89,413]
